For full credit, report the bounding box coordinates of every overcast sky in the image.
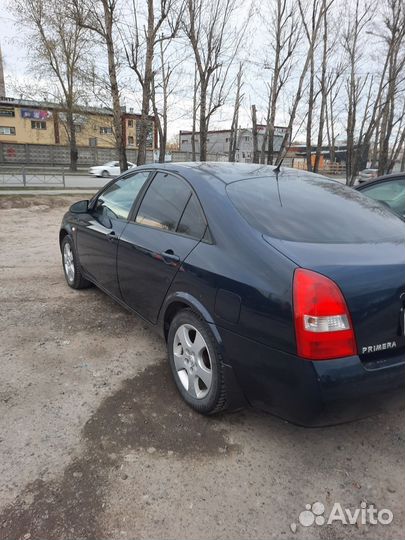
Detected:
[0,0,386,144]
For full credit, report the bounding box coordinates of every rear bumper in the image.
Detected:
[219,327,405,426]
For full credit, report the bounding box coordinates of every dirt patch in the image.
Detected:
[0,364,238,540]
[0,195,90,210]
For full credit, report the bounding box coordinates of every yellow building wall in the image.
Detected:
[126,118,136,148]
[58,112,116,148]
[0,106,55,144]
[0,104,155,150]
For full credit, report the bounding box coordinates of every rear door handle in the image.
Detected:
[161,249,180,263]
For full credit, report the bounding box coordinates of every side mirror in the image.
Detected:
[70,200,89,213]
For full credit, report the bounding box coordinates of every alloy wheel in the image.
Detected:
[173,324,212,399]
[63,242,75,283]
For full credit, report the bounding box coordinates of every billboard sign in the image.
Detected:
[21,108,52,120]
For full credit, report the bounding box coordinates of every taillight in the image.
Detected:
[293,268,357,360]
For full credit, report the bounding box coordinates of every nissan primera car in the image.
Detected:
[60,163,405,425]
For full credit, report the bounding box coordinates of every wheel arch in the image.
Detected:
[160,292,217,343]
[59,228,69,252]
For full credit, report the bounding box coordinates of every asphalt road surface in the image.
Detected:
[0,195,403,540]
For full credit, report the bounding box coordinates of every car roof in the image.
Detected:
[356,171,405,189]
[135,161,333,185]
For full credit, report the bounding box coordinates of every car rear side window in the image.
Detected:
[177,193,207,239]
[227,174,404,243]
[135,172,192,232]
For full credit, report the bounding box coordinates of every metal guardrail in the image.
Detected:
[0,168,66,187]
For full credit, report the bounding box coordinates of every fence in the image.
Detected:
[0,168,65,187]
[0,142,227,167]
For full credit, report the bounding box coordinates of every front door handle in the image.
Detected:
[161,249,180,263]
[107,230,116,242]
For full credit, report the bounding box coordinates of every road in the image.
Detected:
[0,194,403,540]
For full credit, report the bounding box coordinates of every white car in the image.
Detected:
[88,161,136,178]
[357,168,378,184]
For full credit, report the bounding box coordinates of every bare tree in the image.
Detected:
[13,0,90,171]
[375,0,405,174]
[127,0,181,165]
[183,0,243,161]
[313,1,343,172]
[72,0,128,172]
[276,0,332,163]
[342,0,376,183]
[151,38,185,162]
[262,0,301,165]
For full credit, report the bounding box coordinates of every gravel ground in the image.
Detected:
[0,195,404,540]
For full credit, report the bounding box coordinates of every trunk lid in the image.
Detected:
[264,236,405,361]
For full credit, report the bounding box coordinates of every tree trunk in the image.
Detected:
[136,0,154,166]
[66,108,78,172]
[199,80,208,161]
[314,1,328,173]
[260,89,272,164]
[252,104,259,163]
[104,3,127,172]
[229,66,242,162]
[191,68,198,161]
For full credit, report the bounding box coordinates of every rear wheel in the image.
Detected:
[167,309,228,414]
[61,235,91,289]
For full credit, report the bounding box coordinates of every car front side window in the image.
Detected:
[94,171,150,223]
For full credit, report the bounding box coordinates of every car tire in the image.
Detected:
[167,309,228,415]
[61,235,91,290]
[101,170,110,178]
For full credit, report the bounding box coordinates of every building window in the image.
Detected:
[0,107,15,117]
[89,137,97,147]
[244,136,250,142]
[225,137,230,142]
[128,119,134,127]
[0,126,16,135]
[181,139,188,144]
[31,120,46,130]
[74,124,82,133]
[128,135,134,145]
[100,126,113,134]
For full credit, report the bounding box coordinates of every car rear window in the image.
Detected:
[226,174,404,243]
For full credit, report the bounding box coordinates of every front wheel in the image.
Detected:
[61,235,91,289]
[167,309,228,414]
[101,170,110,178]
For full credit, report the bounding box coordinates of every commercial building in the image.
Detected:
[0,97,155,150]
[179,125,288,162]
[0,96,156,165]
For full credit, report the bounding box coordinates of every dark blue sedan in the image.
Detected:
[59,163,405,425]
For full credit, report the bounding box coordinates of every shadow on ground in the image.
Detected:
[0,362,240,540]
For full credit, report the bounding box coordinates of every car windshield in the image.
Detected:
[226,173,404,243]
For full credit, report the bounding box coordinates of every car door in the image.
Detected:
[111,162,120,176]
[75,171,150,297]
[117,171,208,323]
